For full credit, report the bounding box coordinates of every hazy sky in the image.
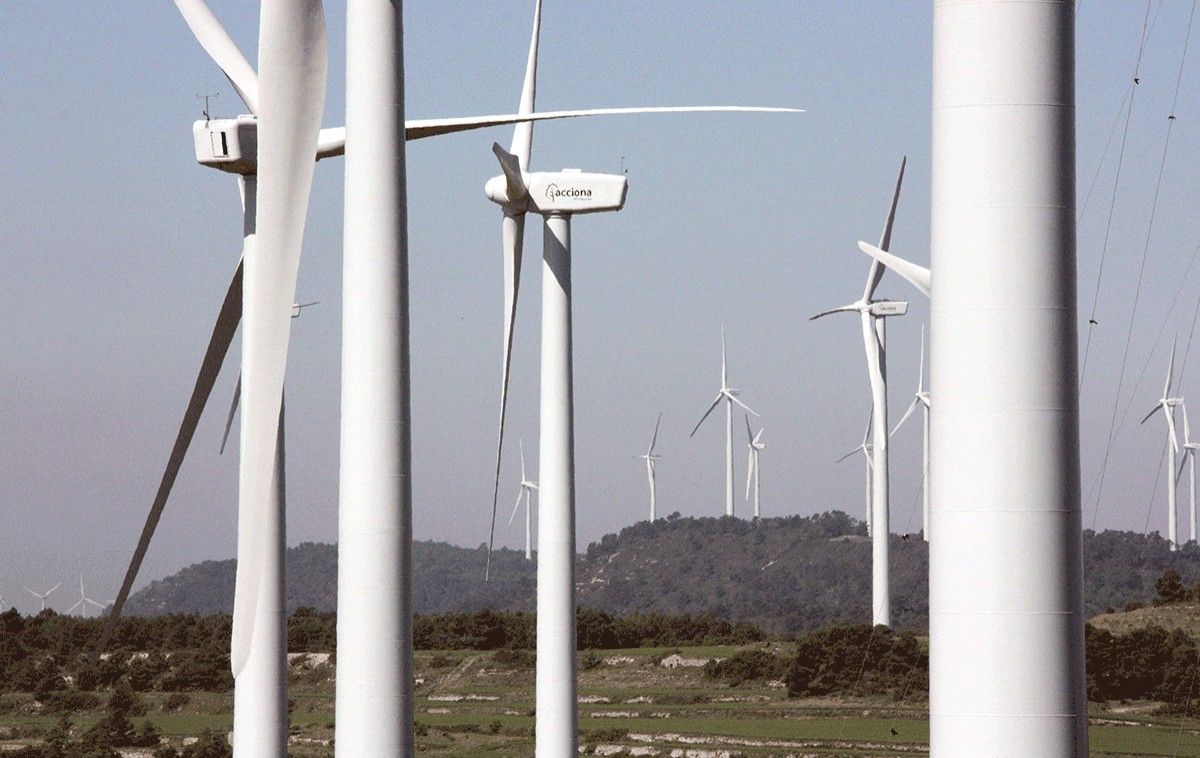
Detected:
[2,1,1197,614]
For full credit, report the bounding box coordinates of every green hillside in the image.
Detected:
[125,513,1200,633]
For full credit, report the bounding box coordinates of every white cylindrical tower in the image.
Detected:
[537,213,578,756]
[337,0,414,754]
[865,315,890,626]
[1169,438,1179,550]
[929,2,1086,755]
[234,398,287,757]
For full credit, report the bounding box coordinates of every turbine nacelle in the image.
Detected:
[486,167,628,215]
[193,116,258,175]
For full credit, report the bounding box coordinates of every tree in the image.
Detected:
[1156,569,1188,605]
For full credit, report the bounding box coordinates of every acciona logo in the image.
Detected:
[544,183,592,202]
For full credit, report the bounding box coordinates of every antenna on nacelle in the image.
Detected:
[195,92,219,122]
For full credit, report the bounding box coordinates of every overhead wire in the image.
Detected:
[1078,0,1159,394]
[1089,0,1192,530]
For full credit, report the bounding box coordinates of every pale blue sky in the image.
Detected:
[0,1,1195,613]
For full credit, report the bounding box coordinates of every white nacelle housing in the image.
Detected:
[528,169,627,215]
[868,300,908,317]
[193,116,257,175]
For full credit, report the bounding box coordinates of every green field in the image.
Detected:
[3,646,1200,756]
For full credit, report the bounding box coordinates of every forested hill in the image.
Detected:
[124,512,1200,633]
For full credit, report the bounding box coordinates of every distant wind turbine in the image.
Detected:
[640,414,663,521]
[507,439,539,561]
[68,574,106,618]
[744,416,765,520]
[892,326,931,541]
[25,583,60,612]
[1142,340,1184,551]
[1178,402,1199,545]
[838,410,874,534]
[811,157,908,627]
[691,330,759,518]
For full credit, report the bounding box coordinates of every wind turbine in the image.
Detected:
[25,583,60,612]
[810,158,908,627]
[837,410,874,533]
[67,575,106,618]
[1142,340,1184,551]
[892,326,931,541]
[690,331,759,518]
[744,416,765,520]
[474,5,796,753]
[507,439,539,560]
[640,414,663,522]
[1178,403,1199,546]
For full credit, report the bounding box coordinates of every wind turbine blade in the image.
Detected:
[486,211,527,581]
[1165,337,1178,397]
[863,156,907,301]
[310,105,805,161]
[690,395,723,437]
[809,303,861,321]
[68,600,84,615]
[510,0,542,169]
[492,143,528,200]
[721,327,728,388]
[649,412,662,454]
[836,448,859,464]
[918,324,926,395]
[520,438,528,482]
[1179,451,1191,485]
[401,105,802,141]
[95,262,242,660]
[745,413,754,445]
[1185,402,1193,445]
[508,487,524,527]
[1167,410,1180,454]
[725,392,759,417]
[172,0,260,114]
[857,241,931,297]
[862,409,873,445]
[48,583,61,596]
[1141,405,1162,425]
[219,374,241,454]
[746,450,754,500]
[891,397,920,437]
[230,0,327,679]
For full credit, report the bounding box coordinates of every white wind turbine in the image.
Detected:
[744,416,765,520]
[1178,403,1199,546]
[474,5,796,753]
[68,575,106,618]
[99,1,769,752]
[811,158,908,627]
[837,410,874,534]
[483,0,798,576]
[891,326,931,540]
[691,331,759,518]
[640,414,664,522]
[25,583,60,613]
[507,439,539,561]
[1142,340,1184,551]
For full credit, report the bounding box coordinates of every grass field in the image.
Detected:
[3,645,1200,756]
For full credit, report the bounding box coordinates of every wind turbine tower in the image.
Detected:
[1179,403,1199,545]
[507,439,539,560]
[1142,342,1184,551]
[917,2,1087,753]
[640,414,663,521]
[691,331,759,518]
[25,583,60,612]
[744,416,765,520]
[893,327,931,540]
[810,158,907,627]
[68,575,106,618]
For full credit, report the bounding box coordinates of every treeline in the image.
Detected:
[0,607,767,695]
[700,623,1200,712]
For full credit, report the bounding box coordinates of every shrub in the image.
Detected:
[704,649,782,686]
